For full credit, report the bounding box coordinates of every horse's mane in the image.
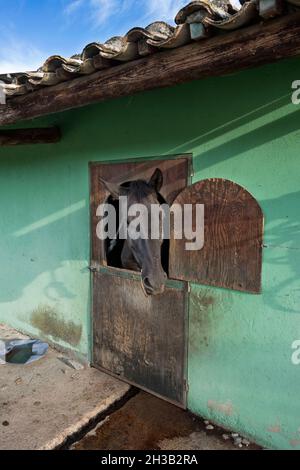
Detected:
[122,180,155,202]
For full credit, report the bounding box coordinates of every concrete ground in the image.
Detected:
[0,323,259,451]
[0,323,129,450]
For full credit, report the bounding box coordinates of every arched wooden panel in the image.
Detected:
[169,179,264,294]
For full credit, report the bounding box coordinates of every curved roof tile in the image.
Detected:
[203,0,258,30]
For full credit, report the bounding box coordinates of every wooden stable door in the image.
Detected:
[93,269,188,406]
[90,158,264,407]
[90,157,191,407]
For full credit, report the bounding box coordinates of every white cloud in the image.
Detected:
[142,0,187,24]
[64,0,118,27]
[89,0,118,27]
[64,0,187,29]
[63,0,84,15]
[0,29,47,74]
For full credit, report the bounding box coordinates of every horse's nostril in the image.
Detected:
[143,277,153,290]
[142,274,167,296]
[142,278,155,296]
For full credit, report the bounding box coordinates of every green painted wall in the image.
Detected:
[0,57,299,449]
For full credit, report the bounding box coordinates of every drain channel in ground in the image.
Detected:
[58,387,138,450]
[69,391,260,451]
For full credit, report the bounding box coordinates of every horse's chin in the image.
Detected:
[141,280,166,297]
[148,287,165,296]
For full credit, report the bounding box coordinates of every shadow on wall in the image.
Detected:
[0,138,89,347]
[0,200,88,303]
[261,190,300,315]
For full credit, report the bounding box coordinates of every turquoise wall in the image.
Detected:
[0,58,299,449]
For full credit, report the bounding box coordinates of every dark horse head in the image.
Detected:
[100,169,168,296]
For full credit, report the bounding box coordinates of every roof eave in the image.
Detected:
[1,12,299,127]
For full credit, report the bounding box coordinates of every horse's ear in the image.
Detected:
[149,169,163,193]
[99,178,123,199]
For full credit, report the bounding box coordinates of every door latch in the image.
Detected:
[88,265,97,273]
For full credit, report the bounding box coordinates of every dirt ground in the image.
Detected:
[72,392,260,451]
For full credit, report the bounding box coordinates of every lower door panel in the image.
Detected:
[93,267,188,407]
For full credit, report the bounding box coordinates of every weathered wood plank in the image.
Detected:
[0,127,61,145]
[1,13,300,125]
[169,179,264,294]
[93,268,188,406]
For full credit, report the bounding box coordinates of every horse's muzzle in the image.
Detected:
[142,272,167,296]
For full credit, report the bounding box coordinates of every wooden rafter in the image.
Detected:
[0,127,61,146]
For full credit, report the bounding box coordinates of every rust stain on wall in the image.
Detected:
[208,400,234,417]
[267,425,281,433]
[199,295,215,309]
[189,291,215,353]
[290,439,300,448]
[31,305,82,346]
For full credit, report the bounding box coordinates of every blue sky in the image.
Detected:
[0,0,187,73]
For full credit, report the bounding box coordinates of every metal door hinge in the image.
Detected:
[88,265,97,273]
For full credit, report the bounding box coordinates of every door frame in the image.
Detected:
[89,153,193,408]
